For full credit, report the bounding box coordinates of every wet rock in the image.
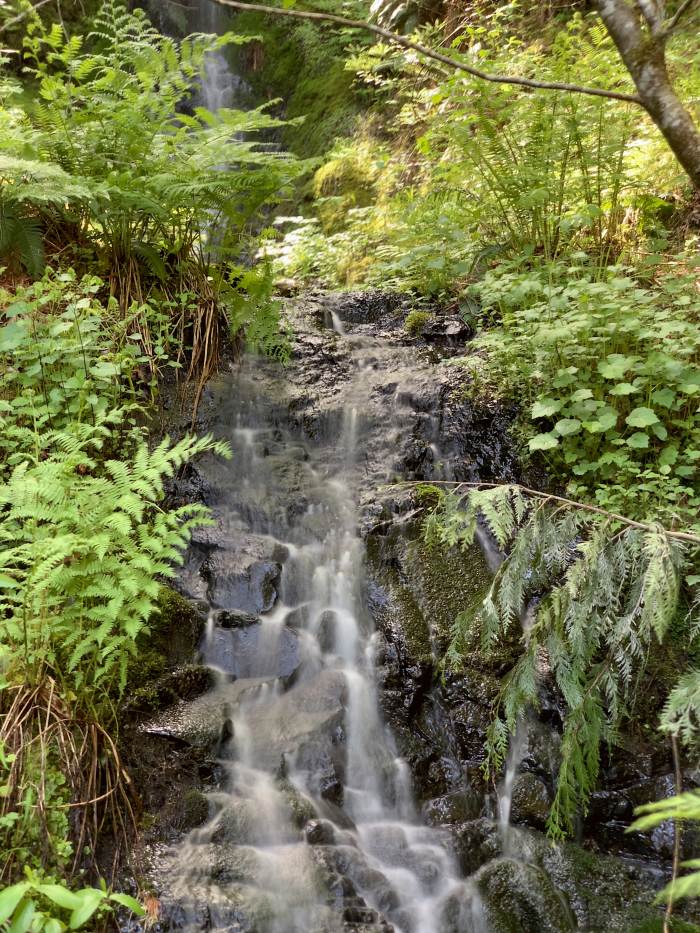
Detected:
[180,788,210,830]
[216,608,259,628]
[317,610,338,654]
[419,314,473,346]
[202,622,301,680]
[123,664,212,715]
[422,790,482,826]
[509,772,551,830]
[450,818,502,876]
[205,555,282,614]
[305,819,338,845]
[475,858,577,932]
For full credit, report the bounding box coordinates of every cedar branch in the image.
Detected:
[208,0,644,105]
[388,480,700,544]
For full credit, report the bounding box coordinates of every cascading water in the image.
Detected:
[149,301,489,932]
[193,0,249,112]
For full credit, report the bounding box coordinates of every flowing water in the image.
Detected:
[152,301,490,931]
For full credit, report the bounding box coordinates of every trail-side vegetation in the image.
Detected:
[0,0,298,921]
[1,0,700,918]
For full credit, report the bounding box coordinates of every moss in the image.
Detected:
[180,789,210,830]
[365,532,433,665]
[228,13,369,158]
[405,537,491,651]
[125,586,206,700]
[404,310,432,337]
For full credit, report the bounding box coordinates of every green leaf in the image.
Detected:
[528,432,560,451]
[569,389,593,402]
[625,407,659,428]
[598,354,637,379]
[0,321,29,353]
[608,382,638,396]
[8,898,35,933]
[0,885,30,924]
[555,418,582,436]
[109,894,145,916]
[531,398,562,418]
[38,886,81,911]
[68,891,104,930]
[626,432,649,449]
[659,445,679,466]
[651,387,676,408]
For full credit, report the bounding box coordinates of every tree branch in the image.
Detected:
[0,0,55,33]
[636,0,665,36]
[207,0,643,105]
[389,480,700,544]
[662,0,699,34]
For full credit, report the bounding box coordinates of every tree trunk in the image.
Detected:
[594,0,700,190]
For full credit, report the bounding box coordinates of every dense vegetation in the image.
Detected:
[1,0,700,922]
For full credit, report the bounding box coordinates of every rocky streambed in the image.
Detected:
[121,291,700,933]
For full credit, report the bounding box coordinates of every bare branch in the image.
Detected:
[0,0,55,33]
[662,0,699,34]
[636,0,665,35]
[207,0,643,105]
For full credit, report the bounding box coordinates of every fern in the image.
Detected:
[426,486,691,838]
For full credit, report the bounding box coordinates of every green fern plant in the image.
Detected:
[425,485,694,838]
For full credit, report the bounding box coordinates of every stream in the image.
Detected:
[136,294,692,933]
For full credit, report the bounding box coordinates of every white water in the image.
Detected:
[159,313,489,931]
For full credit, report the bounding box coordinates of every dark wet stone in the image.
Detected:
[123,664,212,715]
[180,789,210,830]
[206,557,282,614]
[510,772,551,830]
[450,818,502,876]
[216,608,259,628]
[317,610,338,653]
[476,858,577,933]
[305,819,338,845]
[422,790,483,826]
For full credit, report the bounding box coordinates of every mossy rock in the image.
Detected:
[125,664,212,715]
[476,858,577,933]
[126,586,206,702]
[180,789,210,831]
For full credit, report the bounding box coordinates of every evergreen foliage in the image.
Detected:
[424,485,696,838]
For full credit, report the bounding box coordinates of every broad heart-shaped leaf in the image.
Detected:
[598,354,638,379]
[626,407,659,428]
[68,890,105,930]
[529,432,559,451]
[569,388,593,402]
[0,885,29,923]
[531,397,562,418]
[554,418,582,436]
[0,320,29,353]
[626,432,650,449]
[652,387,676,408]
[608,382,638,396]
[109,894,145,916]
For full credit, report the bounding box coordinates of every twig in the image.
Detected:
[208,0,643,105]
[0,0,55,33]
[662,0,699,35]
[386,479,700,544]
